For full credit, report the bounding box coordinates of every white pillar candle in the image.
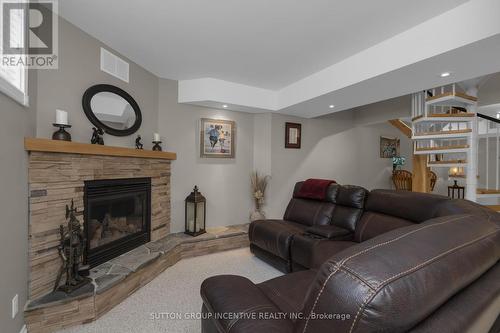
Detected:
[55,109,68,125]
[153,133,160,142]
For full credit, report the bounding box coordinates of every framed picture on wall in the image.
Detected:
[285,122,301,149]
[200,118,236,158]
[380,136,400,158]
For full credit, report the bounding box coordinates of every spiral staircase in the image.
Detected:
[410,83,500,209]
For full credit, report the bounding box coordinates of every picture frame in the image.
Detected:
[200,118,236,158]
[380,136,400,158]
[285,122,301,149]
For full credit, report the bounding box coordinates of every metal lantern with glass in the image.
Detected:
[185,186,206,236]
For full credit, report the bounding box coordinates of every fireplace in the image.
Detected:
[84,178,151,267]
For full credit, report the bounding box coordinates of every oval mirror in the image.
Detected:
[82,84,142,136]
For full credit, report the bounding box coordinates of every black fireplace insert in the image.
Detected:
[84,178,151,267]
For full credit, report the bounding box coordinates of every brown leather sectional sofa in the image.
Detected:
[200,182,500,333]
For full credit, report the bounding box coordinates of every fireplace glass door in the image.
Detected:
[84,178,151,267]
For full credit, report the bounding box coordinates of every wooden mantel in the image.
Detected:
[24,138,177,160]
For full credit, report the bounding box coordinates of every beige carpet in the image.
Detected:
[58,247,282,333]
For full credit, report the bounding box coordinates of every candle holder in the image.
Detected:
[152,141,162,151]
[52,123,72,141]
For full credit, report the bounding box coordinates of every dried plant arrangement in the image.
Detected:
[250,171,270,221]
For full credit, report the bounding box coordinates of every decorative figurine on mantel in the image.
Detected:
[52,109,72,141]
[53,199,91,293]
[152,132,162,151]
[90,127,104,145]
[135,135,144,149]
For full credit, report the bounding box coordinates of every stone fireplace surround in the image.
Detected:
[26,139,173,299]
[24,138,250,333]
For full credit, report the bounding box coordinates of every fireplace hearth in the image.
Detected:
[84,178,151,267]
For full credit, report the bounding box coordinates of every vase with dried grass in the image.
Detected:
[250,171,270,222]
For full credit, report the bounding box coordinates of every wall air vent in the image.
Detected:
[100,48,129,83]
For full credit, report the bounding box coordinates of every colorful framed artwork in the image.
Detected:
[380,136,400,158]
[200,118,236,158]
[285,122,301,149]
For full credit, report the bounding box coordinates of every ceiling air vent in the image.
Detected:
[100,47,129,83]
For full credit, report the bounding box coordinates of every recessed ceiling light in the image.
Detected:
[222,104,228,108]
[440,72,451,78]
[329,105,335,109]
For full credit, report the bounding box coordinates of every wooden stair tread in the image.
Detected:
[426,92,478,102]
[388,119,412,138]
[416,144,469,152]
[428,159,467,165]
[414,129,472,136]
[477,188,500,195]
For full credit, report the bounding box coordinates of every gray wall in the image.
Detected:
[0,71,37,333]
[35,17,159,149]
[263,110,413,219]
[158,79,255,232]
[479,72,500,106]
[266,112,357,218]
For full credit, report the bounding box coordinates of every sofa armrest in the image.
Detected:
[305,225,350,239]
[201,275,293,333]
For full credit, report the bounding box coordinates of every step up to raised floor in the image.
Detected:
[484,205,500,212]
[477,188,500,195]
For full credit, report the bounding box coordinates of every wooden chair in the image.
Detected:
[392,170,412,191]
[429,171,437,192]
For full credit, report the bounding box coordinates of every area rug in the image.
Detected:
[58,247,282,333]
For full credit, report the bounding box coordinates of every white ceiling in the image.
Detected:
[58,0,500,118]
[59,0,467,89]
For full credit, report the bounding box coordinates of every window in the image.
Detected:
[0,1,29,106]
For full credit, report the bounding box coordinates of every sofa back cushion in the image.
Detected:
[366,190,450,223]
[283,182,339,226]
[354,211,414,242]
[283,199,335,226]
[296,214,500,333]
[330,185,368,232]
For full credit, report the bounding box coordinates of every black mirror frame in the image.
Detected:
[82,84,142,137]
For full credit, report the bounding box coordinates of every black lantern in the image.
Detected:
[185,186,206,236]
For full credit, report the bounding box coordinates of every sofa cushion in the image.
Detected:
[258,269,317,317]
[408,262,500,333]
[330,185,368,231]
[291,233,356,269]
[354,211,414,242]
[335,185,367,208]
[295,179,336,200]
[366,189,450,223]
[305,225,351,239]
[295,214,500,333]
[283,199,335,226]
[249,220,307,260]
[201,275,294,333]
[292,181,339,203]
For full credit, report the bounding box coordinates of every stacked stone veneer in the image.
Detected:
[28,152,171,299]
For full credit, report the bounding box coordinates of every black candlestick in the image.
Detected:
[52,123,72,141]
[152,141,162,151]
